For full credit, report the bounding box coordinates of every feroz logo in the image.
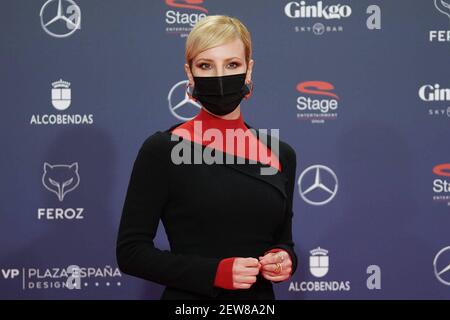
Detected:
[429,0,450,42]
[165,0,208,37]
[39,162,85,220]
[298,165,338,206]
[51,79,71,110]
[168,80,202,121]
[296,81,340,124]
[40,0,81,38]
[432,163,450,206]
[434,246,450,286]
[310,247,329,278]
[42,162,80,201]
[435,0,450,20]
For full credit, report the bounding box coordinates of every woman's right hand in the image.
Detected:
[232,258,261,289]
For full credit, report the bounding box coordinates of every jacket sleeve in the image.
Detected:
[116,133,222,297]
[264,143,298,276]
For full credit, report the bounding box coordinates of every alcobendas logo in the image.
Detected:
[289,247,351,292]
[30,79,94,125]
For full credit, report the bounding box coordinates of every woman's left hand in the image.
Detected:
[258,250,292,282]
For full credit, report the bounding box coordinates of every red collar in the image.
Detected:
[192,107,247,131]
[171,108,281,172]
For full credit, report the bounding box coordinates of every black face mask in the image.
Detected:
[191,72,250,116]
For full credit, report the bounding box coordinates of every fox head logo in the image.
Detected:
[435,0,450,20]
[42,162,80,201]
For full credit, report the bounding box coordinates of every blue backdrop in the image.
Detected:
[1,0,450,299]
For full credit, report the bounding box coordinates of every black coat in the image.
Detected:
[116,122,298,300]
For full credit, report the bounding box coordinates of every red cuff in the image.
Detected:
[264,248,293,277]
[214,257,236,290]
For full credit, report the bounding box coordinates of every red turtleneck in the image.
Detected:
[170,108,290,290]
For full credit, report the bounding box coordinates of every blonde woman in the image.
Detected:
[117,15,297,300]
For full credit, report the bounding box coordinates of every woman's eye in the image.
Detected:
[196,62,240,70]
[198,63,211,70]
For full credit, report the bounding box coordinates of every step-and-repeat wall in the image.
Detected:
[1,0,449,299]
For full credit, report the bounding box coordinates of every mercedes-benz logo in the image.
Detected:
[434,246,450,286]
[40,0,81,38]
[298,165,338,206]
[168,80,202,121]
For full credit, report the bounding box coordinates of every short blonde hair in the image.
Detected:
[185,15,252,68]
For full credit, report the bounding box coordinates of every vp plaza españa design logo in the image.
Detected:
[168,80,202,121]
[298,165,338,206]
[434,246,450,286]
[40,0,81,38]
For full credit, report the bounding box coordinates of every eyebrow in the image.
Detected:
[194,57,243,63]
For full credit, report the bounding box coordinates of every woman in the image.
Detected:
[116,15,298,300]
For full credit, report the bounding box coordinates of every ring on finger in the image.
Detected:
[274,262,282,274]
